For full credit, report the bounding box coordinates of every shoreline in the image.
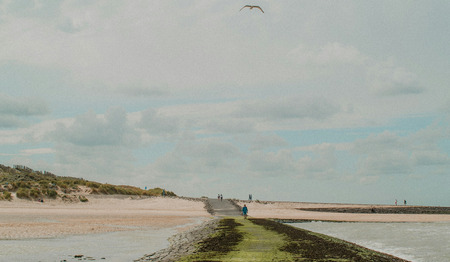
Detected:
[234,200,450,223]
[1,196,449,261]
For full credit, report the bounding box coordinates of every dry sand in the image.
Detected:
[2,197,449,241]
[0,196,210,240]
[237,201,450,222]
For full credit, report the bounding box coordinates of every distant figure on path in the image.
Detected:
[395,199,397,206]
[242,204,248,219]
[404,200,407,205]
[249,194,252,201]
[220,194,223,201]
[162,189,165,197]
[218,194,220,200]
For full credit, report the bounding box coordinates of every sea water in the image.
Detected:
[290,221,450,262]
[0,227,175,262]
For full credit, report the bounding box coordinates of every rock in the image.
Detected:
[134,219,220,262]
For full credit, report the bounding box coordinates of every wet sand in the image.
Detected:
[236,201,450,222]
[0,196,210,240]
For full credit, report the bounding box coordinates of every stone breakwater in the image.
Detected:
[134,218,219,262]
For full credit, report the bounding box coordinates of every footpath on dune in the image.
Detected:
[135,198,409,262]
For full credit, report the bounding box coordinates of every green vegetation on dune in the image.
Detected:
[0,164,175,201]
[179,217,407,262]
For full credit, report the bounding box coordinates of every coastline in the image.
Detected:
[2,196,449,261]
[235,200,450,222]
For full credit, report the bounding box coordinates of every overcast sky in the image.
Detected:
[1,0,449,205]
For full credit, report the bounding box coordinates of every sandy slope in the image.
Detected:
[237,201,450,222]
[0,196,210,239]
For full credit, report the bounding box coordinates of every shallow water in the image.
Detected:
[290,221,450,262]
[0,227,174,262]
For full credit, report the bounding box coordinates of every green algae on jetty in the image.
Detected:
[179,217,408,262]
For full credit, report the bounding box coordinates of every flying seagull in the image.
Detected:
[240,5,264,13]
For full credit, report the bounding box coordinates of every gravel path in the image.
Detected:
[207,198,242,216]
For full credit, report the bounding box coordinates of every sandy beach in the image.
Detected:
[236,201,450,222]
[2,197,450,241]
[0,196,210,240]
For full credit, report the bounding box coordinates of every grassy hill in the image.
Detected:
[0,164,175,201]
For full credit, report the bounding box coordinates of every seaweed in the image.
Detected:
[249,218,408,262]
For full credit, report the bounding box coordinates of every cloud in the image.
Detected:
[20,148,54,156]
[53,107,139,147]
[0,115,26,128]
[247,149,298,176]
[236,96,340,121]
[368,59,424,96]
[412,150,450,166]
[139,108,180,136]
[352,125,450,178]
[0,94,49,128]
[248,134,287,151]
[53,142,137,183]
[289,42,367,66]
[0,94,49,116]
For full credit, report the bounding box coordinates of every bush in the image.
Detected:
[29,188,41,199]
[16,188,29,199]
[86,181,101,189]
[98,184,118,194]
[46,189,58,198]
[79,196,88,202]
[0,191,12,201]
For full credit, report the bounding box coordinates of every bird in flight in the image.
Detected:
[240,5,264,13]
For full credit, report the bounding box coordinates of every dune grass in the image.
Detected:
[0,164,175,200]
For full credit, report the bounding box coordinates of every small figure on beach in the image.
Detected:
[162,189,166,197]
[242,204,248,219]
[404,200,407,205]
[249,194,252,201]
[220,194,223,201]
[395,199,397,206]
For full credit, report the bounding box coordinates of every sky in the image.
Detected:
[1,0,449,206]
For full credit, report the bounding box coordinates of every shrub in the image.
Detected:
[29,188,41,199]
[56,181,68,189]
[79,196,88,202]
[98,184,117,194]
[4,191,11,200]
[16,188,29,199]
[86,181,101,189]
[46,189,58,198]
[0,191,12,201]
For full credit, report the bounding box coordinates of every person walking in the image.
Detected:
[242,204,248,219]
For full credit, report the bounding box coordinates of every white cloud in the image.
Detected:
[236,96,340,121]
[53,107,139,147]
[0,94,49,116]
[289,42,367,66]
[139,108,180,136]
[368,59,424,96]
[20,148,54,156]
[352,125,450,178]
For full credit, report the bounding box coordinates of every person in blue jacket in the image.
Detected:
[242,204,248,219]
